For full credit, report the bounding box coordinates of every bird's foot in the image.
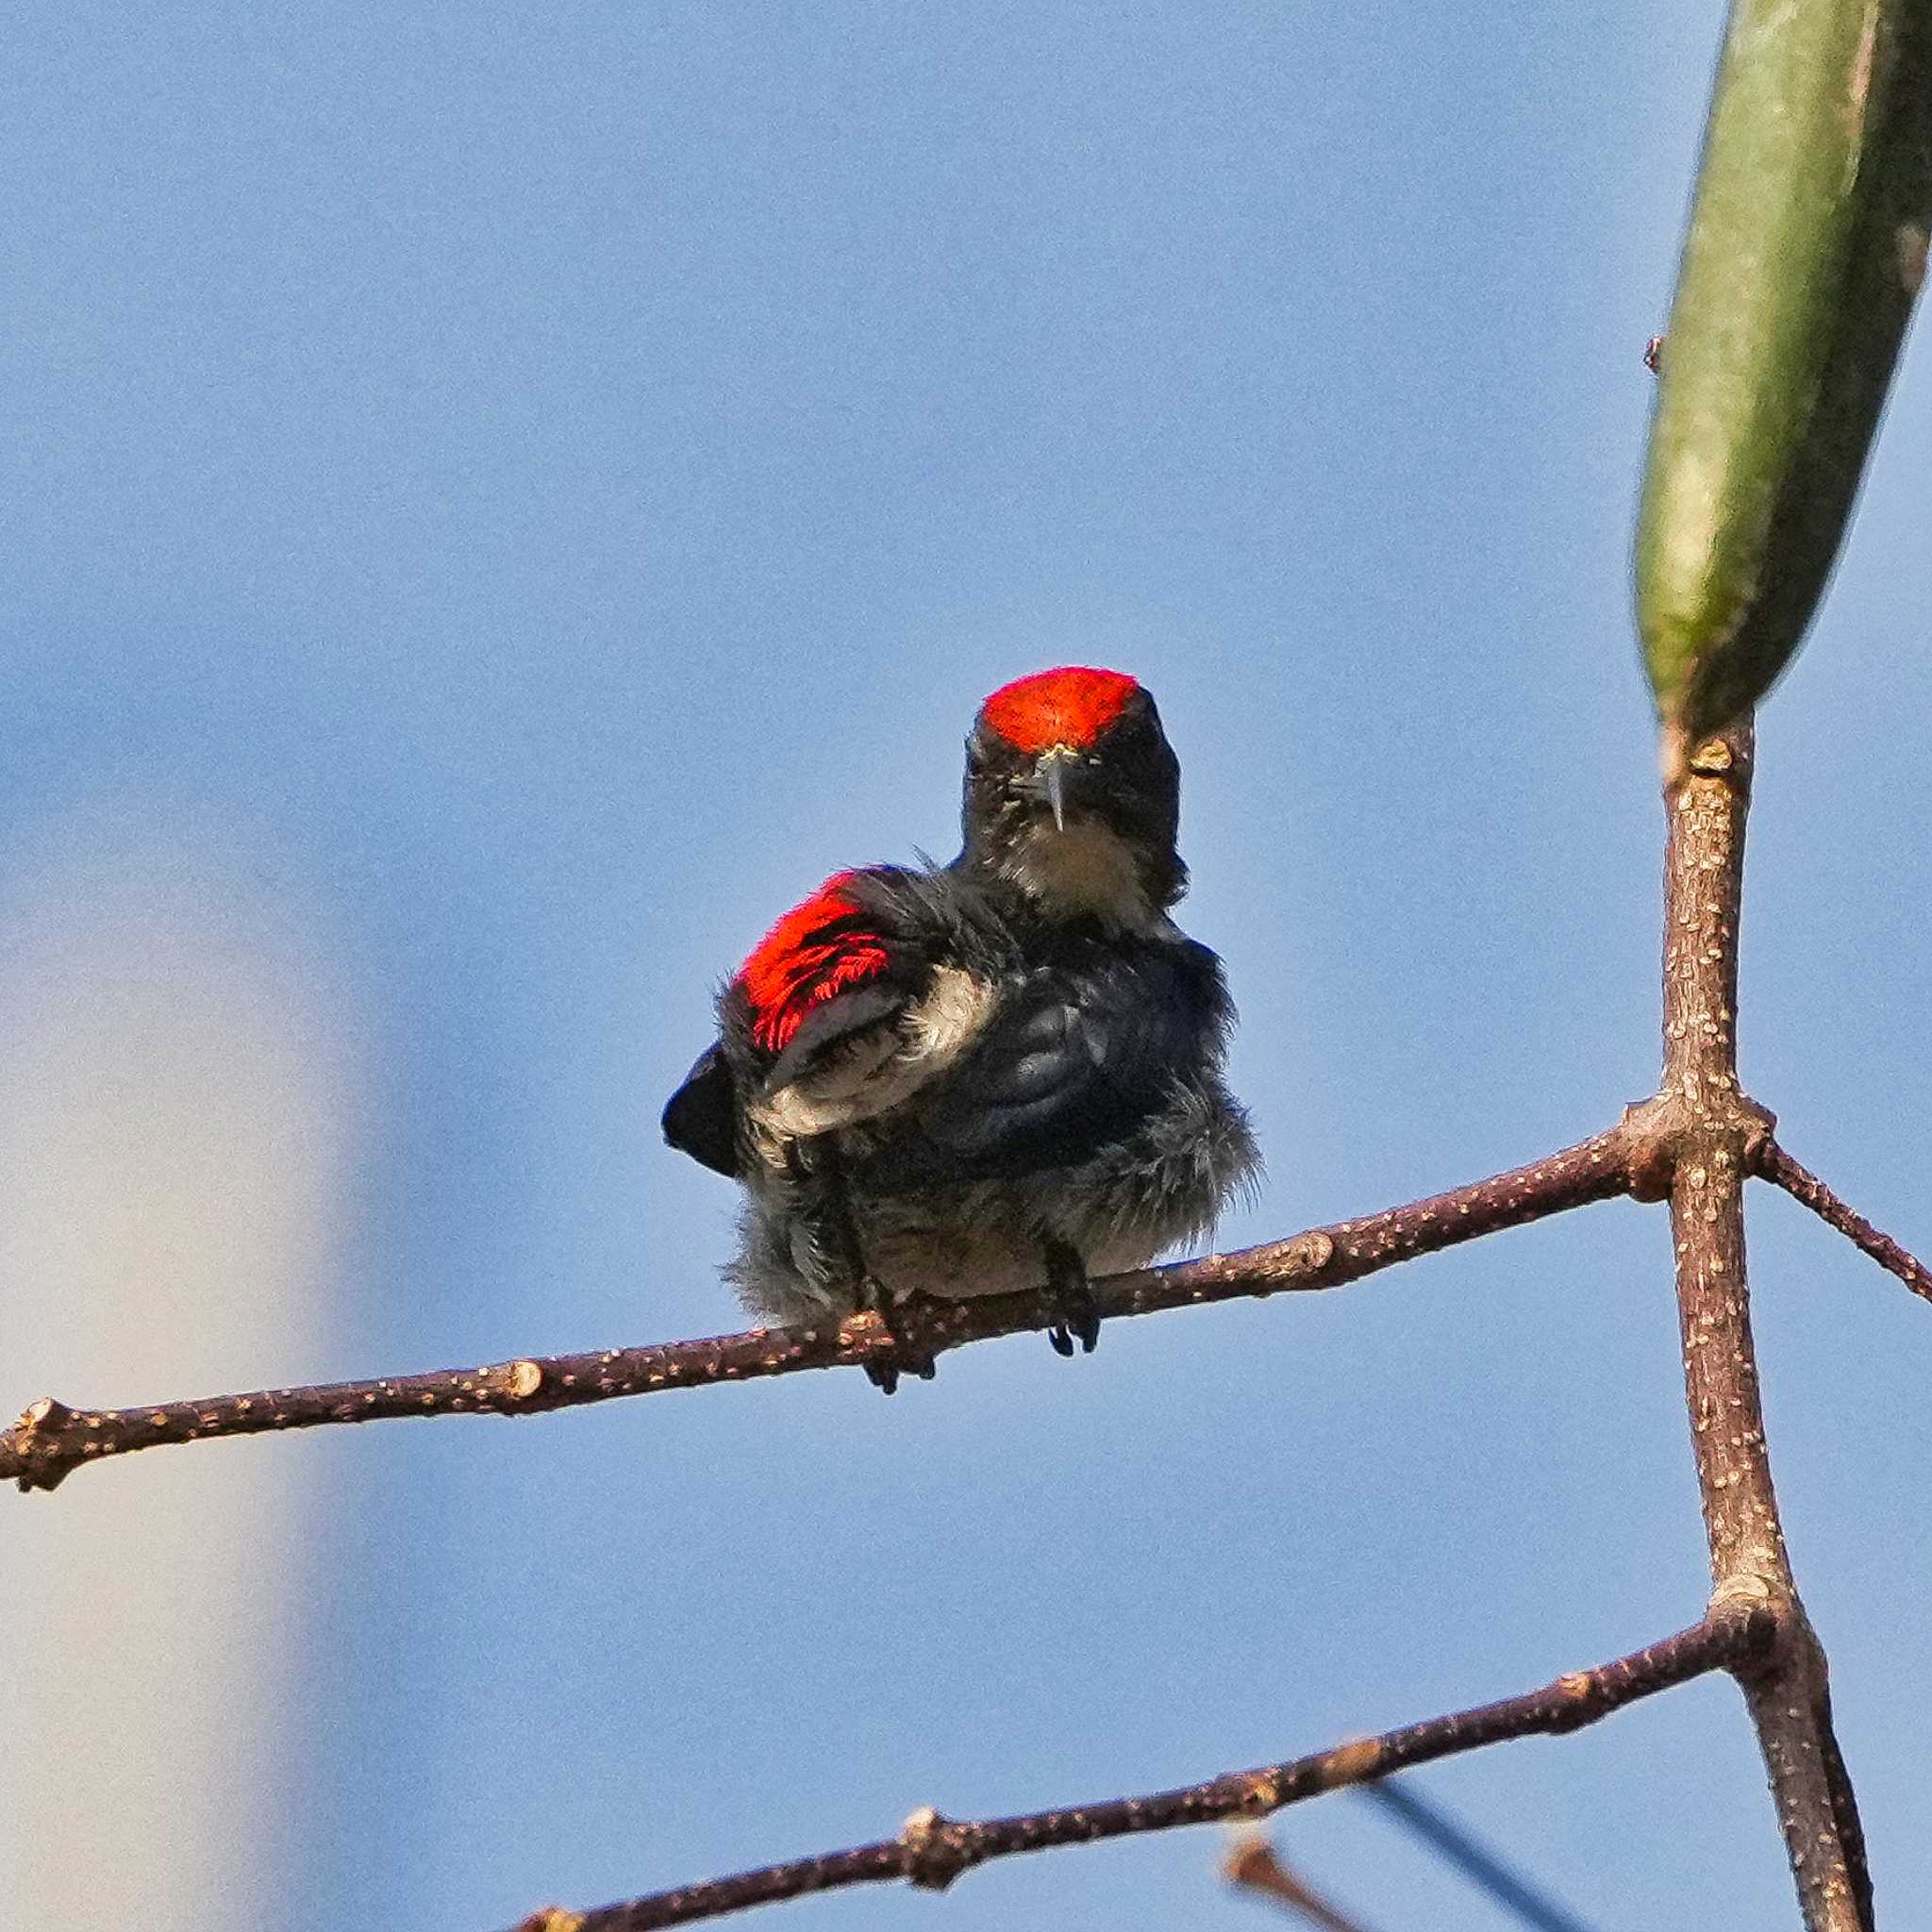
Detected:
[1041,1240,1101,1357]
[857,1277,939,1395]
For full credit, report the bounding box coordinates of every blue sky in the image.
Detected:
[4,5,1930,1927]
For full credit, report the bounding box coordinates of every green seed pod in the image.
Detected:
[1636,0,1932,756]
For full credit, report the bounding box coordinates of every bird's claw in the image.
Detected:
[1044,1294,1101,1356]
[1042,1241,1101,1358]
[858,1278,938,1395]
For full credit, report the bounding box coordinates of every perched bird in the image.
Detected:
[662,666,1259,1389]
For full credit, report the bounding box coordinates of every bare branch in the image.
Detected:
[1757,1141,1932,1308]
[1224,1834,1383,1932]
[1657,726,1872,1932]
[502,1611,1766,1932]
[0,1128,1636,1493]
[1,724,1890,1932]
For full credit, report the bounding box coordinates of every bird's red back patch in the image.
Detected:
[738,872,891,1055]
[980,666,1140,754]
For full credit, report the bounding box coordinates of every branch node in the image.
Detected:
[1698,1602,1784,1702]
[897,1805,978,1891]
[9,1397,79,1494]
[1545,1670,1603,1732]
[1708,1574,1777,1620]
[501,1359,547,1403]
[1231,1770,1285,1817]
[1317,1738,1387,1792]
[1619,1091,1775,1203]
[1279,1231,1336,1279]
[1620,1098,1680,1201]
[1686,733,1737,776]
[1740,1110,1778,1174]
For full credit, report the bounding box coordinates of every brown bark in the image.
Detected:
[499,725,1881,1932]
[0,1127,1635,1492]
[507,1612,1766,1932]
[0,724,1894,1932]
[1759,1142,1932,1308]
[1654,726,1871,1931]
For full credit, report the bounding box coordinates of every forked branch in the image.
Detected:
[0,728,1889,1932]
[492,722,1884,1932]
[1659,726,1871,1931]
[0,1127,1637,1493]
[508,1609,1770,1932]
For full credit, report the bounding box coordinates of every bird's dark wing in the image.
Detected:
[868,938,1228,1183]
[662,1042,741,1177]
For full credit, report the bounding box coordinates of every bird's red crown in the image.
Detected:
[979,666,1140,755]
[738,872,891,1055]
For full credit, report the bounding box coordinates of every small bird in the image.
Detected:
[662,666,1259,1389]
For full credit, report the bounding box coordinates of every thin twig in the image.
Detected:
[0,1128,1638,1493]
[1657,725,1872,1932]
[503,1610,1767,1932]
[1757,1141,1932,1307]
[1224,1834,1383,1932]
[1361,1781,1601,1932]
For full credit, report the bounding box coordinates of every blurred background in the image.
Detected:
[3,5,1927,1927]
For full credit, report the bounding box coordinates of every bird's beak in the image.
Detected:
[1041,751,1070,831]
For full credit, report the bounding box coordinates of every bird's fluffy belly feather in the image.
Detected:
[727,1077,1260,1322]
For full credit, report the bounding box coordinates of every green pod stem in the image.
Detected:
[1636,0,1932,754]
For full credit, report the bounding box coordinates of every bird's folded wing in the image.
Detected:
[874,941,1222,1182]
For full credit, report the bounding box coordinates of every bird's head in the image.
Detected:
[960,666,1185,927]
